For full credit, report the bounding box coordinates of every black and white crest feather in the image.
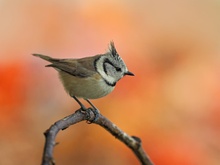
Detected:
[108,41,123,63]
[109,41,118,57]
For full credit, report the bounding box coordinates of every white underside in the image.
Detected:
[58,71,115,99]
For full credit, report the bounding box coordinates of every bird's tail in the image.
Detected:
[32,54,54,62]
[32,54,59,63]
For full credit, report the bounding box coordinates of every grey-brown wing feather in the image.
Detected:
[33,53,99,77]
[48,57,98,77]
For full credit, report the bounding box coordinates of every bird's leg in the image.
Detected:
[84,99,100,122]
[84,99,98,110]
[72,96,87,111]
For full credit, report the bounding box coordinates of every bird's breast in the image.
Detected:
[59,71,115,99]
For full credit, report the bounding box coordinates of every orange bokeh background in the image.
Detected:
[1,1,220,165]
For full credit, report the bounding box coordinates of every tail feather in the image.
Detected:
[32,54,59,62]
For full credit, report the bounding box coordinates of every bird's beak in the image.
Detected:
[125,71,135,76]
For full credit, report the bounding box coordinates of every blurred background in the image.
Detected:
[1,0,220,164]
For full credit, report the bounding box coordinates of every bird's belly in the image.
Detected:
[59,72,115,99]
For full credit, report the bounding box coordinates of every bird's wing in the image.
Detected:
[33,53,98,78]
[47,57,97,78]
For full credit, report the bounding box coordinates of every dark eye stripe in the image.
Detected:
[103,59,114,74]
[103,58,122,74]
[115,67,121,72]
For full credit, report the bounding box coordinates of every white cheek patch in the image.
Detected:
[95,56,116,85]
[98,69,116,85]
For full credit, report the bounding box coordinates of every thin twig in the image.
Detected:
[41,108,154,165]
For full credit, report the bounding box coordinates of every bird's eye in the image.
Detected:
[115,67,121,72]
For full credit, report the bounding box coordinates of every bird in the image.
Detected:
[33,41,134,111]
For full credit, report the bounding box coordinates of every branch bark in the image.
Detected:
[41,108,154,165]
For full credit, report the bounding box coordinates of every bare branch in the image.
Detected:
[41,108,154,165]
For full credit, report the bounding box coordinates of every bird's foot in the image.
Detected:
[84,99,100,123]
